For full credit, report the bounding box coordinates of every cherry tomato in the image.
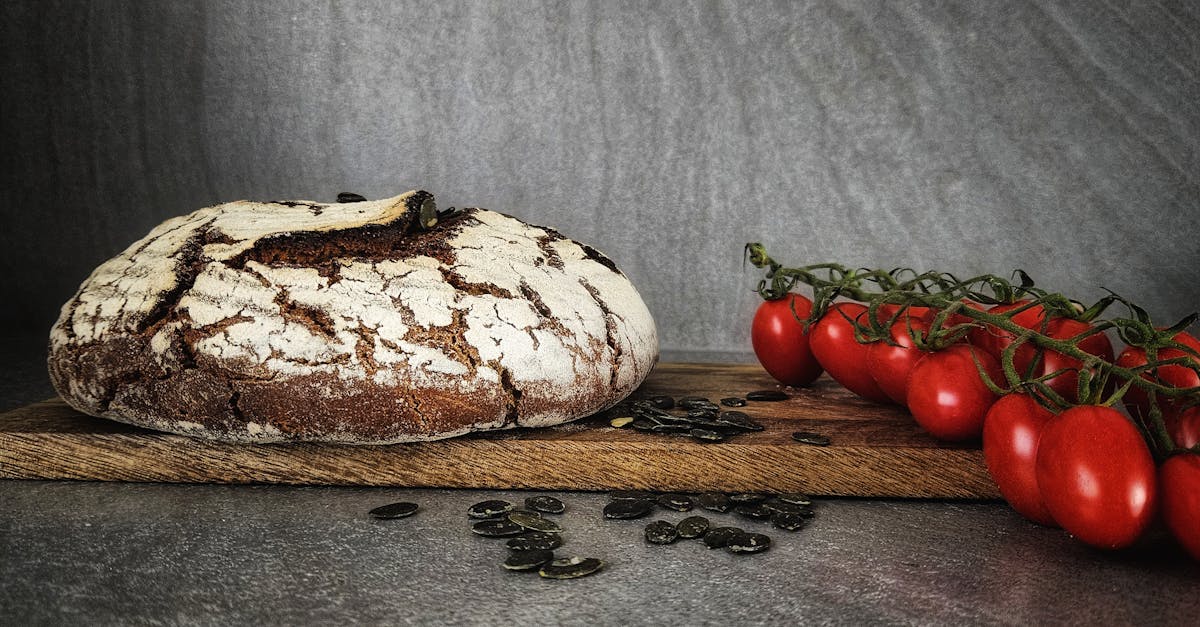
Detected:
[1115,330,1200,421]
[809,303,891,403]
[906,345,1003,441]
[1160,453,1200,561]
[969,300,1047,362]
[1166,406,1200,449]
[866,318,931,405]
[982,394,1057,526]
[1028,318,1114,403]
[1035,405,1157,549]
[751,294,823,386]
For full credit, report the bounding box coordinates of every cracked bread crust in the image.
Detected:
[47,190,659,443]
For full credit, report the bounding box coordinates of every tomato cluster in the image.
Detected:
[750,291,1200,558]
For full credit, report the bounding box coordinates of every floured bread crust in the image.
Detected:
[48,190,659,443]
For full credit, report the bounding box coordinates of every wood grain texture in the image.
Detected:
[0,363,1000,497]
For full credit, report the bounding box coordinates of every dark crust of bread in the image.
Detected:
[48,194,656,444]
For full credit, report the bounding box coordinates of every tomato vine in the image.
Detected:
[744,242,1200,460]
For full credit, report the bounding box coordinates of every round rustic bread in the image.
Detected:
[48,190,658,443]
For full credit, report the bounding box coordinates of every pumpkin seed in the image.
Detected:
[610,416,634,428]
[336,192,366,203]
[630,419,656,431]
[506,531,563,551]
[745,390,789,402]
[471,519,525,537]
[698,493,732,513]
[734,503,774,520]
[762,501,811,517]
[703,526,743,549]
[644,520,680,544]
[525,495,566,514]
[538,557,604,579]
[676,516,710,539]
[726,532,772,554]
[771,511,809,532]
[686,407,720,419]
[508,511,562,533]
[603,499,655,519]
[468,500,514,519]
[716,411,765,432]
[688,428,725,443]
[646,395,675,410]
[503,549,555,571]
[368,502,419,519]
[729,493,768,505]
[656,493,695,512]
[720,397,747,407]
[792,431,832,446]
[677,395,711,406]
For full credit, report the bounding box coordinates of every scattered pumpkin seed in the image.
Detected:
[507,531,563,551]
[676,516,711,539]
[603,499,655,519]
[677,395,710,406]
[689,428,725,443]
[525,495,566,514]
[726,532,772,554]
[538,557,604,579]
[509,511,562,533]
[503,549,555,571]
[729,493,769,505]
[734,503,774,520]
[762,501,811,516]
[471,519,525,537]
[698,493,732,513]
[368,502,419,519]
[771,511,809,532]
[745,390,789,402]
[468,500,514,519]
[715,411,765,432]
[720,397,747,407]
[703,526,744,549]
[644,520,680,544]
[656,493,695,512]
[646,395,675,410]
[791,431,832,446]
[610,416,634,428]
[336,192,366,203]
[686,407,720,419]
[630,419,657,431]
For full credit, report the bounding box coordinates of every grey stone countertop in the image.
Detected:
[1,336,1195,625]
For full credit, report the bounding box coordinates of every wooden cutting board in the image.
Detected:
[0,363,999,498]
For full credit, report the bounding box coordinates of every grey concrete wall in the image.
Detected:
[2,0,1197,360]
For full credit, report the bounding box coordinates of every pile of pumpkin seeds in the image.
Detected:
[603,490,817,555]
[466,496,604,579]
[608,392,792,443]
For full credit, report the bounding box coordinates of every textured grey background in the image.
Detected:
[2,0,1198,360]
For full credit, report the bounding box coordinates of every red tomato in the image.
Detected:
[982,394,1057,526]
[751,294,824,386]
[1035,406,1157,549]
[1029,318,1114,403]
[906,345,1003,441]
[1166,406,1200,449]
[809,303,891,403]
[1115,330,1200,421]
[1160,453,1200,561]
[969,300,1047,362]
[866,318,931,405]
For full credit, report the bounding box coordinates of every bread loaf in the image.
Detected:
[48,190,658,443]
